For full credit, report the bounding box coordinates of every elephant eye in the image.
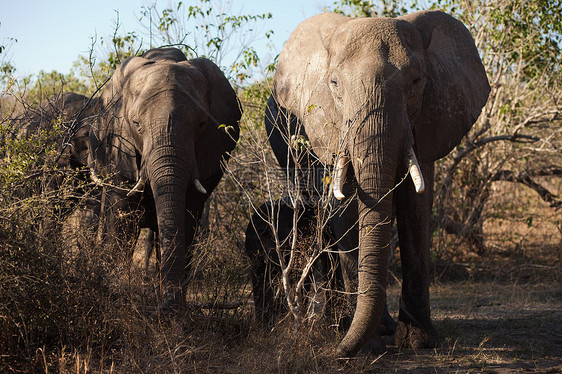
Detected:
[329,77,342,101]
[412,76,422,85]
[133,121,143,133]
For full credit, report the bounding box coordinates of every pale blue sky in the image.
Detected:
[0,0,331,77]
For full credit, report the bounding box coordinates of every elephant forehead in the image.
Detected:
[130,62,207,95]
[329,18,418,69]
[332,18,397,49]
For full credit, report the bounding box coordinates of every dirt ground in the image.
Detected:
[361,208,562,373]
[174,239,561,374]
[211,206,562,373]
[175,269,561,374]
[6,182,560,373]
[368,280,561,373]
[172,184,562,373]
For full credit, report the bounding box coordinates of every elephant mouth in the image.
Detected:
[123,145,208,198]
[331,145,425,200]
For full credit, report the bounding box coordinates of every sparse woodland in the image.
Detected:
[0,0,560,372]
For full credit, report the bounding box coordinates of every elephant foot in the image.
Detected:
[361,333,386,355]
[379,308,397,336]
[394,321,438,349]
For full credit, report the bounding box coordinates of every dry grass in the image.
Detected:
[4,199,559,373]
[1,82,560,374]
[1,165,560,373]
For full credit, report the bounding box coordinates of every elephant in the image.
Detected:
[9,92,99,197]
[88,47,241,306]
[15,92,97,169]
[245,11,490,357]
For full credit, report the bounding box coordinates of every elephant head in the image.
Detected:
[272,11,490,356]
[90,48,241,298]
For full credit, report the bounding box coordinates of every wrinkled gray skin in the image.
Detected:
[89,48,241,305]
[257,11,489,357]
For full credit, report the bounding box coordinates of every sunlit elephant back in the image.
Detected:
[249,11,490,357]
[89,47,241,306]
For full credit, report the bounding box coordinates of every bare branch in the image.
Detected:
[492,170,562,210]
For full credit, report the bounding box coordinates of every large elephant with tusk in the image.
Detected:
[245,11,489,357]
[89,47,241,307]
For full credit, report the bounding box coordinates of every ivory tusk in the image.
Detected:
[406,147,425,194]
[127,176,146,197]
[194,179,207,194]
[90,168,103,186]
[332,156,349,200]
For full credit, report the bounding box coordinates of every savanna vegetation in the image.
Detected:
[0,0,560,372]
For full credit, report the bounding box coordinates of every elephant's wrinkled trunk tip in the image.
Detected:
[194,179,207,194]
[406,146,424,194]
[332,156,349,200]
[127,176,147,197]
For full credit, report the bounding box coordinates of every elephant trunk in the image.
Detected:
[336,109,399,357]
[146,139,196,293]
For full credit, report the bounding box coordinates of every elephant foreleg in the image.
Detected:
[394,160,438,349]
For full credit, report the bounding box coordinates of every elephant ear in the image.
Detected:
[274,13,350,164]
[182,58,241,180]
[91,56,154,182]
[400,10,490,162]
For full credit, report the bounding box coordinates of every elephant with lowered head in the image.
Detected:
[89,47,241,306]
[16,92,98,171]
[249,11,490,357]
